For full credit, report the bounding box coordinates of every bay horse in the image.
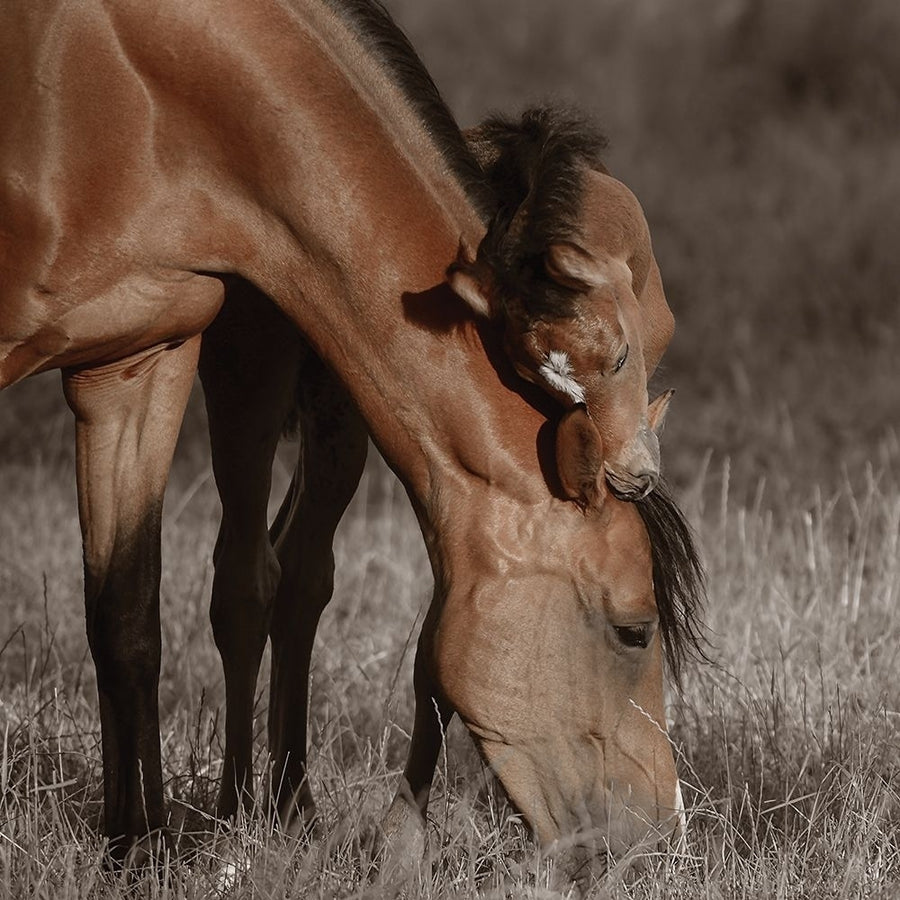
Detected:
[0,0,702,872]
[453,108,675,505]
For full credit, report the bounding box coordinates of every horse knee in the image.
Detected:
[210,530,280,656]
[273,540,335,623]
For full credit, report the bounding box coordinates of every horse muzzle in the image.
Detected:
[604,420,661,499]
[605,466,659,500]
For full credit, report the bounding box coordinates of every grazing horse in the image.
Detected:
[452,108,675,505]
[0,0,702,871]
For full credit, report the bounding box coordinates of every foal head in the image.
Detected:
[450,107,675,504]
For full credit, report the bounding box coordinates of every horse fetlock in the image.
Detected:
[106,826,174,874]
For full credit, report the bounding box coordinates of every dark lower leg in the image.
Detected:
[267,532,333,828]
[392,615,454,824]
[200,281,304,819]
[265,358,368,830]
[88,516,165,853]
[209,534,278,818]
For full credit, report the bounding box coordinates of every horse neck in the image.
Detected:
[121,2,553,546]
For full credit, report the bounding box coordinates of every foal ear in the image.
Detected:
[647,389,674,434]
[545,241,596,293]
[556,406,608,509]
[447,240,496,318]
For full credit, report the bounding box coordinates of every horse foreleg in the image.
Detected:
[266,355,367,833]
[199,288,302,821]
[380,602,453,857]
[62,336,200,861]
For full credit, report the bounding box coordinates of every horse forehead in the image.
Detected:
[537,300,622,355]
[570,285,643,360]
[577,501,653,595]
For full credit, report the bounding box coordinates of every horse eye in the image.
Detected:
[613,344,629,374]
[614,624,650,649]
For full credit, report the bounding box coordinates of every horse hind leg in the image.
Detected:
[199,282,303,821]
[61,335,201,862]
[266,352,368,834]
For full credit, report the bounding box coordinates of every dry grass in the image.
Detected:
[1,436,898,897]
[2,0,899,896]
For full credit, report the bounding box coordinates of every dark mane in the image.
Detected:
[634,483,707,682]
[321,0,493,220]
[470,107,609,321]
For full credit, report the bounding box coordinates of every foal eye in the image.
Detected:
[613,624,650,649]
[612,344,629,374]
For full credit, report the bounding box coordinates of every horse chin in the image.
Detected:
[546,817,678,891]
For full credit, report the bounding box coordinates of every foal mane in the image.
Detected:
[469,106,609,321]
[322,0,493,220]
[634,483,706,681]
[319,4,607,323]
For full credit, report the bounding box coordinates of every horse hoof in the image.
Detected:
[374,795,427,882]
[268,790,319,841]
[105,828,173,875]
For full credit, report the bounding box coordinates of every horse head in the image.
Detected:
[429,483,701,877]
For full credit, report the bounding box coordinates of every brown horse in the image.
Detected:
[452,108,675,505]
[0,0,702,870]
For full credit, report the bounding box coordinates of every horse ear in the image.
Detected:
[545,241,595,293]
[447,240,496,318]
[647,389,674,434]
[556,406,608,509]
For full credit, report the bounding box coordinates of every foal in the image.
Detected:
[451,108,675,506]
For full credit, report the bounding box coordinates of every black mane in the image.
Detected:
[322,0,493,220]
[634,483,706,681]
[317,5,607,321]
[471,107,609,321]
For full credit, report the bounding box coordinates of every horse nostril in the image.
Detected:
[637,471,659,497]
[627,475,653,500]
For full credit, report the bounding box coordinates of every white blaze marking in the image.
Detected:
[538,350,586,404]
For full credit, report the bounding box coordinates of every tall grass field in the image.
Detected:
[1,0,898,896]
